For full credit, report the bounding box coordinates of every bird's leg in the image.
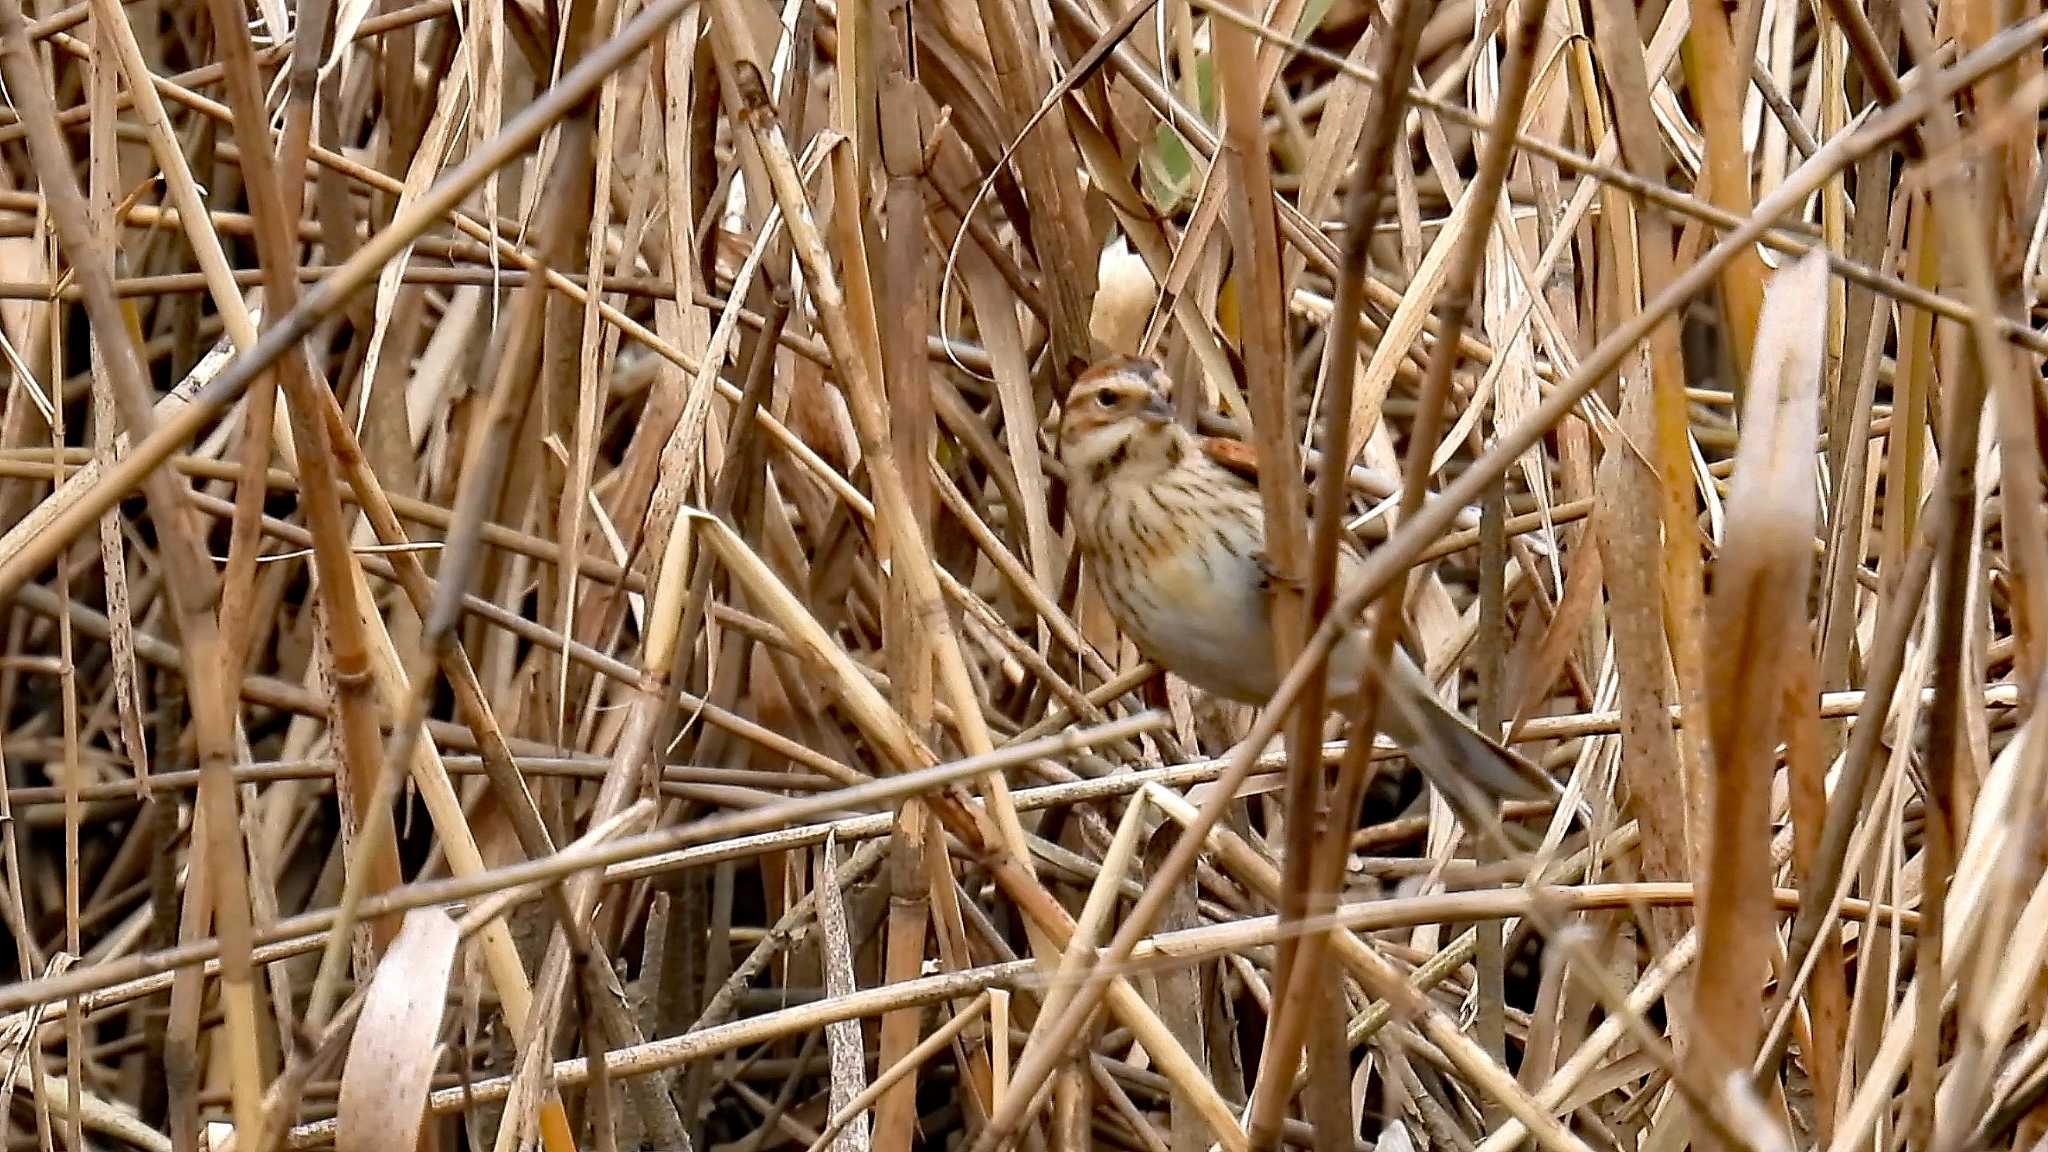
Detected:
[1140,666,1172,711]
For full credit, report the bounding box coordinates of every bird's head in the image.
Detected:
[1056,356,1183,481]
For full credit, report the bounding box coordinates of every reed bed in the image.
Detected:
[0,0,2040,1150]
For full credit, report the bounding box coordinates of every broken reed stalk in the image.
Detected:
[872,4,957,1138]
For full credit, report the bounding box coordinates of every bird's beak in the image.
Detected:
[1140,393,1174,425]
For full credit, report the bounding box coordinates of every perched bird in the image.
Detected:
[1057,354,1559,821]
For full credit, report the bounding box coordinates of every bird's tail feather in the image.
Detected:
[1372,649,1561,819]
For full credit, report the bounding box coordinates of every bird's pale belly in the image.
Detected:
[1107,537,1281,705]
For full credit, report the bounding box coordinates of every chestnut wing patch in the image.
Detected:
[1197,436,1262,485]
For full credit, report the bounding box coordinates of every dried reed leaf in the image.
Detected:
[337,909,460,1152]
[325,0,378,72]
[1696,248,1827,1083]
[817,836,871,1152]
[356,70,469,442]
[1342,180,1486,464]
[1091,236,1157,358]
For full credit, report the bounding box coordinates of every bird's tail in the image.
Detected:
[1370,648,1563,830]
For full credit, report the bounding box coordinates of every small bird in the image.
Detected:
[1057,355,1559,821]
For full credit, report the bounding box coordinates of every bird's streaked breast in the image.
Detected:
[1078,464,1278,704]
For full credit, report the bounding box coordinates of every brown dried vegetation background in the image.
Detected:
[0,0,2039,1151]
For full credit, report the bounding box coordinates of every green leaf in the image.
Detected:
[1139,50,1214,215]
[1294,0,1338,38]
[1141,120,1196,214]
[1193,52,1217,121]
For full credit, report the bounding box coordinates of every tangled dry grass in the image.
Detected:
[0,0,2042,1150]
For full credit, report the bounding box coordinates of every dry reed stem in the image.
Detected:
[0,2,272,1143]
[3,2,2048,1151]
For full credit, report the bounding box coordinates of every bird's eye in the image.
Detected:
[1095,392,1118,408]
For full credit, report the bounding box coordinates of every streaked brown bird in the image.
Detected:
[1057,354,1558,819]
